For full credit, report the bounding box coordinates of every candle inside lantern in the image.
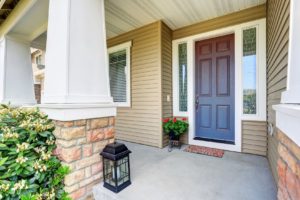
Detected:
[112,165,121,180]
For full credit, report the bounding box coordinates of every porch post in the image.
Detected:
[273,1,300,199]
[40,0,116,199]
[281,0,300,104]
[0,36,36,105]
[40,0,115,120]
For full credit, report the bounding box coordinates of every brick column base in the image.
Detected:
[53,117,115,200]
[277,129,300,200]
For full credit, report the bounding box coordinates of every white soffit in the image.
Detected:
[105,0,266,38]
[3,0,266,47]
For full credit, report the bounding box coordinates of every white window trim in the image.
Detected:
[108,41,132,107]
[241,23,267,121]
[172,19,266,152]
[273,0,300,146]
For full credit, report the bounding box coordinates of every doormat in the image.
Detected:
[184,145,224,158]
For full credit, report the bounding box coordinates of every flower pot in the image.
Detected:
[168,130,181,152]
[169,130,180,141]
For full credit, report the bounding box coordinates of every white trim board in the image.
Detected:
[172,18,266,152]
[38,103,116,121]
[273,104,300,146]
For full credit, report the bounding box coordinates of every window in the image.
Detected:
[35,54,42,65]
[178,43,188,112]
[108,41,131,107]
[243,27,257,114]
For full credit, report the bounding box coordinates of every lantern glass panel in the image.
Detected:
[116,156,130,186]
[104,158,116,187]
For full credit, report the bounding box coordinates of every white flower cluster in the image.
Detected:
[1,127,19,140]
[36,188,55,200]
[0,183,10,191]
[33,161,47,172]
[10,109,20,118]
[0,108,10,115]
[16,142,30,152]
[16,156,28,164]
[20,118,54,132]
[41,151,51,161]
[12,180,28,191]
[46,137,55,145]
[34,146,46,154]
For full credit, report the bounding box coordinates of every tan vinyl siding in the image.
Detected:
[107,22,162,148]
[173,4,266,40]
[266,0,290,184]
[160,21,173,147]
[242,121,267,156]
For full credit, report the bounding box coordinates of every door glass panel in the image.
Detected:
[178,43,187,112]
[243,27,257,114]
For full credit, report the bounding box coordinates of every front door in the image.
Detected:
[195,34,235,144]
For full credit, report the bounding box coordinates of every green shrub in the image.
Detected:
[0,104,70,200]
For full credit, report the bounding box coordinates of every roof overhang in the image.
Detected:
[0,0,266,49]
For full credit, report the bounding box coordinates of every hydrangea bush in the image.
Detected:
[0,104,70,200]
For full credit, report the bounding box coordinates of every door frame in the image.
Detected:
[172,19,266,152]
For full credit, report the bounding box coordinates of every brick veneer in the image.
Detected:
[277,129,300,200]
[53,117,115,200]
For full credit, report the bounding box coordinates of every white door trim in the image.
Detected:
[172,18,266,152]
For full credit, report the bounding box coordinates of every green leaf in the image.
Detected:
[0,157,8,166]
[38,131,49,137]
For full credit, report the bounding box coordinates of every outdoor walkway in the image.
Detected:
[94,141,276,200]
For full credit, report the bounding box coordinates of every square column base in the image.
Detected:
[53,117,115,200]
[277,130,300,200]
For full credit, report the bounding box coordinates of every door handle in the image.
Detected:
[195,95,199,111]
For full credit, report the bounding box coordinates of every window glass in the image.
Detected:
[109,50,127,103]
[36,55,42,65]
[243,27,257,114]
[178,43,187,112]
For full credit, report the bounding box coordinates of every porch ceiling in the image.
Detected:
[1,0,267,49]
[0,0,19,26]
[105,0,266,38]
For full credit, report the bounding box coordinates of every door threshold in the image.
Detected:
[194,137,235,145]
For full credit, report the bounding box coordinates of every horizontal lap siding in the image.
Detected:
[107,22,162,147]
[242,121,267,156]
[173,4,266,40]
[161,22,173,147]
[266,0,290,184]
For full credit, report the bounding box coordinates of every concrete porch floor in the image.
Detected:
[94,141,276,200]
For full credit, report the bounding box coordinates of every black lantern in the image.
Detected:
[100,142,132,193]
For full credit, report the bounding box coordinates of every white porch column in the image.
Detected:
[40,0,116,121]
[0,36,36,105]
[281,0,300,104]
[273,0,300,146]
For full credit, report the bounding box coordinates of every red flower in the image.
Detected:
[173,118,177,122]
[163,118,170,123]
[182,118,187,121]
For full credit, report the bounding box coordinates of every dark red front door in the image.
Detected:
[195,34,235,144]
